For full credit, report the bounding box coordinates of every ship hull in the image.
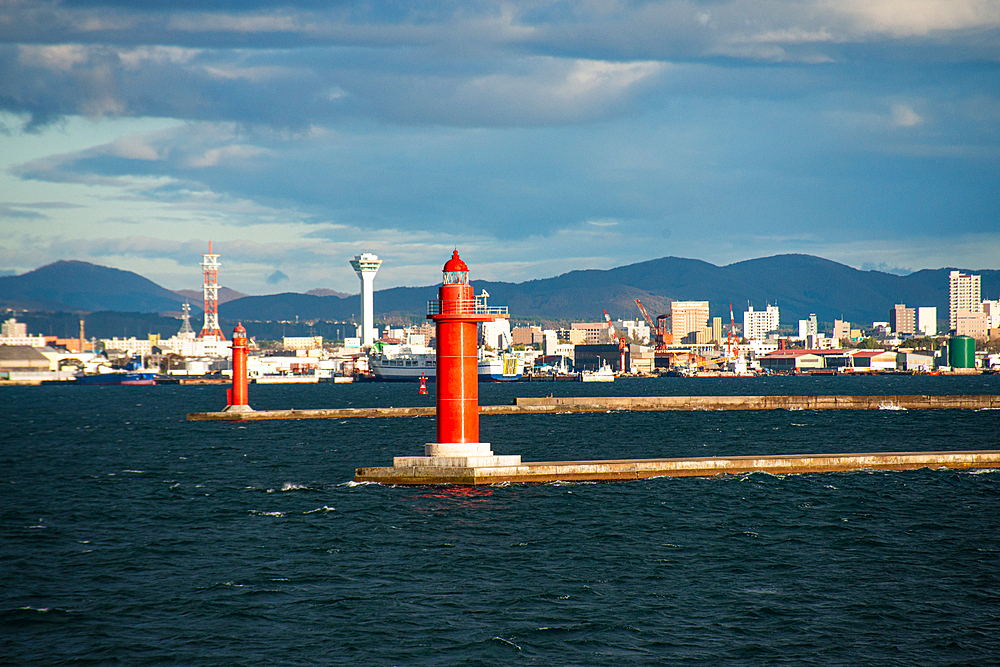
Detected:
[73,372,157,385]
[370,354,522,382]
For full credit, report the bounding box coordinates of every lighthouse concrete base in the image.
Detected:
[393,442,522,468]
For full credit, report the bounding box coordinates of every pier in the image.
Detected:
[187,393,1000,421]
[354,450,1000,485]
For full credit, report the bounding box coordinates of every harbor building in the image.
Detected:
[671,301,710,342]
[890,304,916,335]
[743,305,779,341]
[283,336,323,351]
[481,319,512,350]
[571,321,613,344]
[956,311,989,341]
[556,328,587,345]
[511,326,542,347]
[798,314,818,340]
[832,319,851,342]
[949,270,981,331]
[917,307,937,336]
[0,317,46,347]
[983,300,1000,329]
[613,319,651,345]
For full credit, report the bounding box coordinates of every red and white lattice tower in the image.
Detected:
[199,241,226,340]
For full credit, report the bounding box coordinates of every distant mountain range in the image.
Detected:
[0,260,190,314]
[174,287,248,305]
[3,255,999,327]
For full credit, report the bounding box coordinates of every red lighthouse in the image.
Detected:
[401,250,519,467]
[225,322,252,412]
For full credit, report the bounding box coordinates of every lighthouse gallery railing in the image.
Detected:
[427,297,508,316]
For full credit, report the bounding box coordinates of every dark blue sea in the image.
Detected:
[3,376,1000,666]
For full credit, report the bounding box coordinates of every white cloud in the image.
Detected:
[109,135,160,160]
[18,44,88,72]
[167,13,301,34]
[832,0,1000,37]
[891,104,923,127]
[116,46,201,71]
[186,145,269,168]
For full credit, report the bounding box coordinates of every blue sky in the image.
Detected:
[1,0,998,295]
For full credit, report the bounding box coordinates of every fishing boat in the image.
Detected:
[73,355,157,385]
[580,359,615,382]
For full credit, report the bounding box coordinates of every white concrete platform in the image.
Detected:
[393,442,522,468]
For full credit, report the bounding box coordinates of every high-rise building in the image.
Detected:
[917,307,937,336]
[982,300,1000,329]
[671,301,710,341]
[889,304,916,335]
[798,314,817,339]
[956,311,989,341]
[743,305,779,340]
[1,317,27,338]
[949,270,981,331]
[350,252,382,347]
[571,322,612,344]
[832,319,851,343]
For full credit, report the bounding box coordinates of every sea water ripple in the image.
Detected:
[2,378,999,665]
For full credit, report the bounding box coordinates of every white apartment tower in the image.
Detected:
[949,270,981,331]
[743,305,780,340]
[798,314,817,339]
[917,307,937,336]
[350,252,382,347]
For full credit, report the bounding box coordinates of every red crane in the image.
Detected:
[603,308,627,373]
[635,299,668,351]
[727,302,740,361]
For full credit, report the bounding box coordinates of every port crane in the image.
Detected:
[635,299,669,351]
[602,309,628,373]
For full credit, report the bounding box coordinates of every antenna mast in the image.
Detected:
[199,241,226,340]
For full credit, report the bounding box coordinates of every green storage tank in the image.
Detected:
[948,336,976,369]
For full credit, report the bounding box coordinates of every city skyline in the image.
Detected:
[2,1,998,295]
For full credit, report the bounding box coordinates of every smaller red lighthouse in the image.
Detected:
[394,250,520,468]
[224,322,252,412]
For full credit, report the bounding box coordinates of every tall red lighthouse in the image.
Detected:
[224,322,252,412]
[398,250,520,467]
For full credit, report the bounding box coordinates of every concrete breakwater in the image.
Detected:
[354,450,1000,485]
[513,394,1000,412]
[187,394,1000,421]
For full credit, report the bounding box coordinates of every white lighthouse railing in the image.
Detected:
[427,297,508,316]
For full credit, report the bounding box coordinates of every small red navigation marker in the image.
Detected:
[418,373,429,395]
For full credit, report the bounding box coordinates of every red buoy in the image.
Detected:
[418,373,429,395]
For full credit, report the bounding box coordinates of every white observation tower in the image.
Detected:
[350,252,382,347]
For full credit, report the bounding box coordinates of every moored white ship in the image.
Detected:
[369,343,523,382]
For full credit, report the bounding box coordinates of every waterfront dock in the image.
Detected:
[354,450,1000,485]
[187,394,1000,421]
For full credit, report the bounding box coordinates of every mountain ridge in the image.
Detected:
[3,255,999,327]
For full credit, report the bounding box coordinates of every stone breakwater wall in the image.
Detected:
[354,450,1000,485]
[513,394,1000,412]
[188,394,1000,421]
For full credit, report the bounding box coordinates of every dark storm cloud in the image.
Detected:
[3,0,997,131]
[2,0,999,279]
